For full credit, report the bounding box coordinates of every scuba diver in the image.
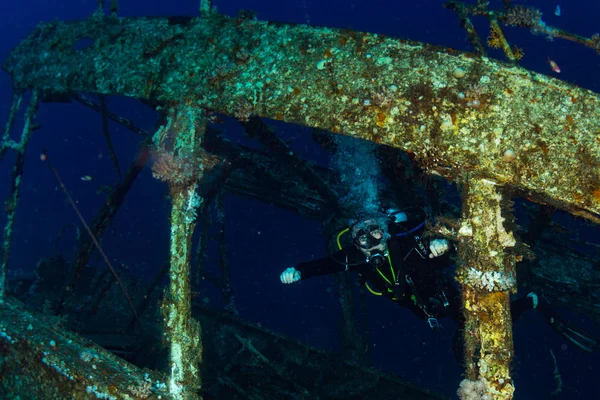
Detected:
[279,207,599,353]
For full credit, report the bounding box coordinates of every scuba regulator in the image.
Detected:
[366,250,387,267]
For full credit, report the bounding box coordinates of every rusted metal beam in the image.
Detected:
[0,90,39,301]
[2,10,600,400]
[56,141,151,315]
[0,297,171,399]
[3,13,599,223]
[445,1,600,55]
[240,117,341,215]
[152,105,208,399]
[456,178,517,399]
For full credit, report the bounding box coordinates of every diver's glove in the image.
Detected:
[280,267,301,284]
[429,238,450,258]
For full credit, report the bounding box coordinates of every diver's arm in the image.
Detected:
[280,247,364,284]
[390,233,453,271]
[388,207,453,261]
[297,247,364,278]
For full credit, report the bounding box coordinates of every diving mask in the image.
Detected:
[353,225,384,249]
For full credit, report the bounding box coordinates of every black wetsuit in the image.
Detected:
[294,211,594,355]
[295,209,458,324]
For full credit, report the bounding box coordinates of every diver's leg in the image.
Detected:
[510,292,538,322]
[514,293,599,352]
[537,299,598,352]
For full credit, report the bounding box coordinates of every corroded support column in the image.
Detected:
[152,106,207,399]
[456,178,517,400]
[0,90,38,302]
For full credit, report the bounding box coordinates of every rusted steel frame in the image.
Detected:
[73,93,150,137]
[153,105,206,399]
[51,93,150,312]
[193,205,210,289]
[444,1,487,56]
[96,0,118,15]
[99,95,123,180]
[521,204,554,245]
[203,129,333,216]
[162,186,203,398]
[213,191,236,314]
[0,90,39,301]
[522,240,600,322]
[53,224,81,261]
[195,302,450,399]
[199,0,213,16]
[333,271,367,364]
[0,297,171,399]
[190,186,236,311]
[488,16,517,62]
[129,261,170,330]
[0,92,23,162]
[232,333,313,397]
[446,1,519,62]
[56,141,151,313]
[85,270,119,323]
[205,128,430,220]
[190,142,232,290]
[4,15,600,223]
[446,1,600,54]
[240,117,341,215]
[456,178,517,399]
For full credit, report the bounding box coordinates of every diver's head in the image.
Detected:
[350,217,390,262]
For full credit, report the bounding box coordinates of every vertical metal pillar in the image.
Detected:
[0,90,38,302]
[153,105,206,399]
[457,178,517,400]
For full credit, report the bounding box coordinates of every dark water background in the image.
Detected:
[1,0,598,398]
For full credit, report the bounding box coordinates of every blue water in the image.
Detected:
[1,1,599,398]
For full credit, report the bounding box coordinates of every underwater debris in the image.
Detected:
[447,1,600,55]
[41,151,138,321]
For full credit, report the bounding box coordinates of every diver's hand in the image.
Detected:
[280,267,301,284]
[429,238,450,258]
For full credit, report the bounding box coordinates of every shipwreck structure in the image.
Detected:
[1,0,599,399]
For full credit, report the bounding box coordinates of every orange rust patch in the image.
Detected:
[537,140,549,155]
[593,188,600,203]
[376,111,386,127]
[566,115,574,125]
